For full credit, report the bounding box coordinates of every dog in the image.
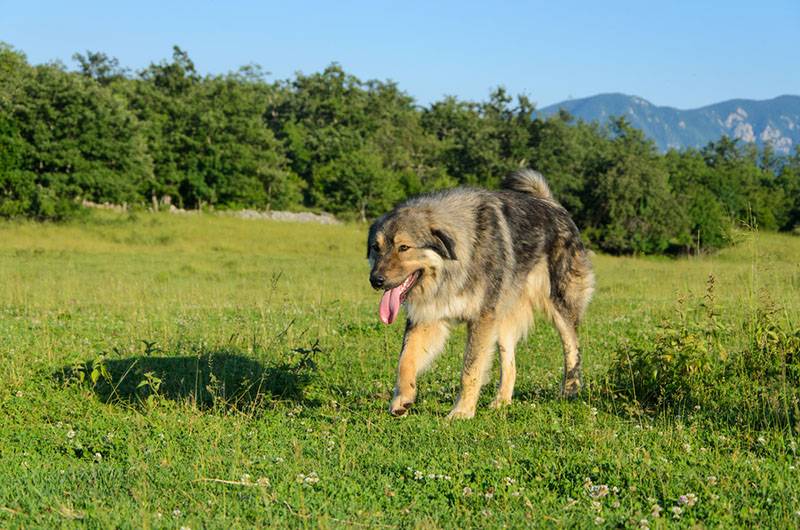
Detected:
[367,169,594,419]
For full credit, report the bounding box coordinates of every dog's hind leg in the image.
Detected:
[489,336,516,409]
[447,314,497,419]
[389,319,450,417]
[552,308,582,398]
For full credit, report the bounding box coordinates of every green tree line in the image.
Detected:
[1,43,798,254]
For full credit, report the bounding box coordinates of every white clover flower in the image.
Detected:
[678,493,697,507]
[589,484,609,498]
[671,506,683,518]
[66,429,76,439]
[172,509,181,517]
[413,470,423,480]
[462,486,473,497]
[591,501,602,512]
[706,475,718,485]
[651,504,662,518]
[504,477,516,486]
[594,516,604,525]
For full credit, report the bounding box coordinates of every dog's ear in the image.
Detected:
[430,228,457,260]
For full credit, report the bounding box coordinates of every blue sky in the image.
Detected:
[1,1,797,109]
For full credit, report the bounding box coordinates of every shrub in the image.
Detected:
[601,277,800,431]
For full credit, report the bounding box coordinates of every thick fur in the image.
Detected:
[367,169,595,419]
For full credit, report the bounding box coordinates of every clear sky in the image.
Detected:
[1,0,797,109]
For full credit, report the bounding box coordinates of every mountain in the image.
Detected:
[537,93,800,154]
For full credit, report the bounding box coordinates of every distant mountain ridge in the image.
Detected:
[537,93,800,154]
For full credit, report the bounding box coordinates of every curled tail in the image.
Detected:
[501,169,553,201]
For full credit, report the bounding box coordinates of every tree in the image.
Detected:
[581,118,685,254]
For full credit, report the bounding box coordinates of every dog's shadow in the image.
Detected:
[54,347,318,411]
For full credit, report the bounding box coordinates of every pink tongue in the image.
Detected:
[379,285,403,325]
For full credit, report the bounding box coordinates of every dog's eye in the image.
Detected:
[371,243,381,253]
[398,245,410,252]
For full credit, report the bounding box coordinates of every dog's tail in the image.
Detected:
[502,169,554,201]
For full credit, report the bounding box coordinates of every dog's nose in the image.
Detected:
[370,274,386,289]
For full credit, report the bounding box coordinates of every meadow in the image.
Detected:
[0,212,798,528]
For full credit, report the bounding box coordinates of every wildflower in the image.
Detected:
[93,452,102,462]
[590,407,598,417]
[671,506,682,519]
[463,486,473,497]
[511,490,521,497]
[66,429,76,439]
[589,484,609,498]
[594,516,605,525]
[651,504,663,518]
[683,443,691,452]
[678,493,698,507]
[706,475,717,485]
[179,527,191,530]
[172,509,181,517]
[257,477,270,487]
[414,470,423,480]
[240,474,252,484]
[639,519,649,528]
[484,488,495,499]
[611,500,620,508]
[591,501,602,512]
[504,477,516,486]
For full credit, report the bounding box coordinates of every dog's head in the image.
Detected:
[367,208,457,324]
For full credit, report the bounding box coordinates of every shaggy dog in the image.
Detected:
[367,169,594,419]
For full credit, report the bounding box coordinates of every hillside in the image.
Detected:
[538,93,800,153]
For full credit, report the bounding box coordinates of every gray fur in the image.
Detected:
[367,169,595,418]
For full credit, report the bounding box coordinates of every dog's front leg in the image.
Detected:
[389,319,449,416]
[447,314,497,420]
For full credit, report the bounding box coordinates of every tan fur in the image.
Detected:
[368,170,595,419]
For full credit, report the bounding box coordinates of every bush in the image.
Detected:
[601,277,800,432]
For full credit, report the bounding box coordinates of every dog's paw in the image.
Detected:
[445,407,475,420]
[561,378,582,399]
[489,396,512,409]
[388,397,414,417]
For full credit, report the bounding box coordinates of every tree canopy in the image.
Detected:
[1,42,798,254]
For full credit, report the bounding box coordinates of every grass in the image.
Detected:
[0,211,798,528]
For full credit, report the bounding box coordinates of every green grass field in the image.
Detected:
[1,212,799,528]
